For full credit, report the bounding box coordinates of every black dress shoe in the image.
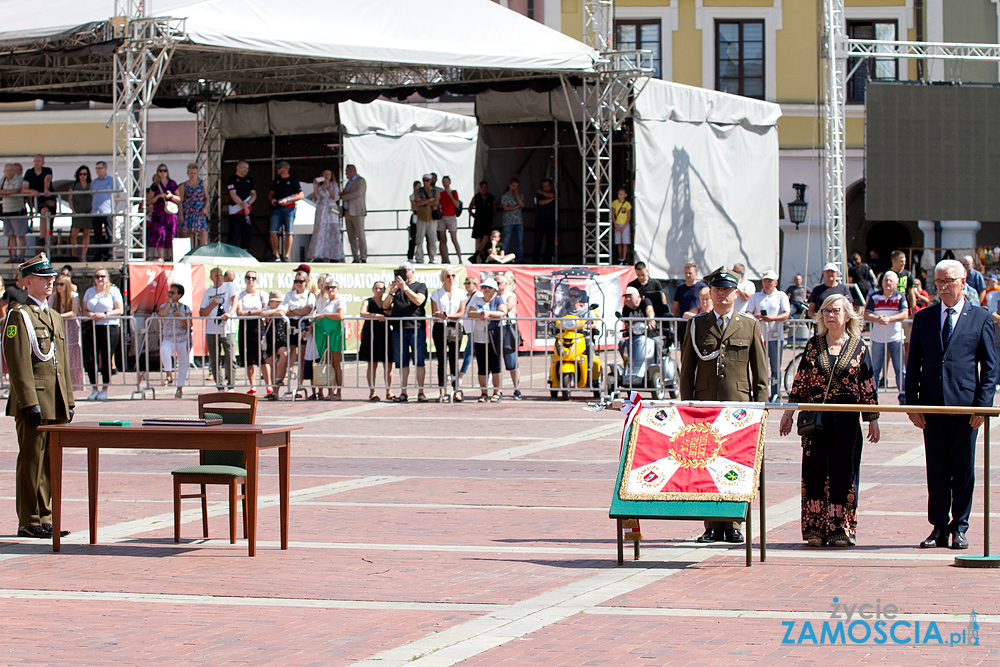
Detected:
[920,528,949,548]
[951,531,969,550]
[17,525,49,539]
[696,529,718,543]
[41,524,70,538]
[724,529,745,544]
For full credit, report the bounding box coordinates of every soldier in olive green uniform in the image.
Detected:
[4,253,74,538]
[680,267,768,544]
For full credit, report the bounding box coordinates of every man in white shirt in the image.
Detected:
[732,263,756,313]
[430,267,466,400]
[864,271,909,402]
[199,267,239,391]
[747,270,791,402]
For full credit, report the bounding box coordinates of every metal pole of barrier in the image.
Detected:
[956,414,999,568]
[292,318,302,400]
[131,317,153,399]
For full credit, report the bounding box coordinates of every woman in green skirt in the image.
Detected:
[307,277,346,400]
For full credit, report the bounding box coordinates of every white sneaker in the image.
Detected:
[97,390,108,401]
[88,389,99,401]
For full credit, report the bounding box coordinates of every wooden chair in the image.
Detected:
[172,392,258,544]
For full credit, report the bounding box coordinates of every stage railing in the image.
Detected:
[1,189,122,261]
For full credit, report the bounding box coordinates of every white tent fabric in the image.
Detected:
[632,78,781,280]
[634,78,782,127]
[0,0,597,72]
[340,100,479,259]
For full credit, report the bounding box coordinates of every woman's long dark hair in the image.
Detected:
[75,165,91,186]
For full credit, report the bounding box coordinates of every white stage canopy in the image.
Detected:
[0,0,597,82]
[340,100,479,260]
[632,78,781,280]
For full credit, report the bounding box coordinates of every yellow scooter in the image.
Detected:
[549,306,603,400]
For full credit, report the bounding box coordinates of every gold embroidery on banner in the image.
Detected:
[667,423,727,469]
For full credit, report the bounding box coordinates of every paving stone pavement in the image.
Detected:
[1,385,999,665]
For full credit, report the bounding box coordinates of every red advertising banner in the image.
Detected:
[466,265,636,352]
[128,263,207,354]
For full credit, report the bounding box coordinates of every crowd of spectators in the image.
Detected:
[0,157,648,268]
[0,156,115,263]
[7,244,997,404]
[408,173,634,266]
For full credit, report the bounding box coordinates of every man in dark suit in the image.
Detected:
[905,258,997,550]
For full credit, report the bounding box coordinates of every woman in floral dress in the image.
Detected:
[307,169,345,262]
[779,293,880,547]
[146,163,180,260]
[177,162,209,248]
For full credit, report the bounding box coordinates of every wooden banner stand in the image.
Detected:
[609,436,766,568]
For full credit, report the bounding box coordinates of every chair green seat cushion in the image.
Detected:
[171,465,247,477]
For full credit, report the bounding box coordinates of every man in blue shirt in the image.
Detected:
[962,255,986,299]
[90,161,114,261]
[499,178,524,263]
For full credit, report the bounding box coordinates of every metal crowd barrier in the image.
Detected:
[135,313,295,399]
[243,314,615,401]
[109,311,926,402]
[61,314,138,397]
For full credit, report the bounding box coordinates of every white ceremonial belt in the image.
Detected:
[14,309,54,362]
[690,328,721,361]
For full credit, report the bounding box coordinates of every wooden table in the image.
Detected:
[41,422,301,556]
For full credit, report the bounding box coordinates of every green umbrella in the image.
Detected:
[179,242,260,267]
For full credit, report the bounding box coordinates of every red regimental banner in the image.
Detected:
[618,405,766,502]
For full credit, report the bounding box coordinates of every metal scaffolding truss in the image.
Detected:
[162,51,562,99]
[110,8,184,262]
[846,39,1000,61]
[821,0,847,273]
[195,97,224,231]
[583,0,613,52]
[823,0,1000,271]
[577,0,652,265]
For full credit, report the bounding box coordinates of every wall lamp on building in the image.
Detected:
[788,183,808,229]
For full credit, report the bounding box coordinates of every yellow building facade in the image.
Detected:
[550,0,1000,282]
